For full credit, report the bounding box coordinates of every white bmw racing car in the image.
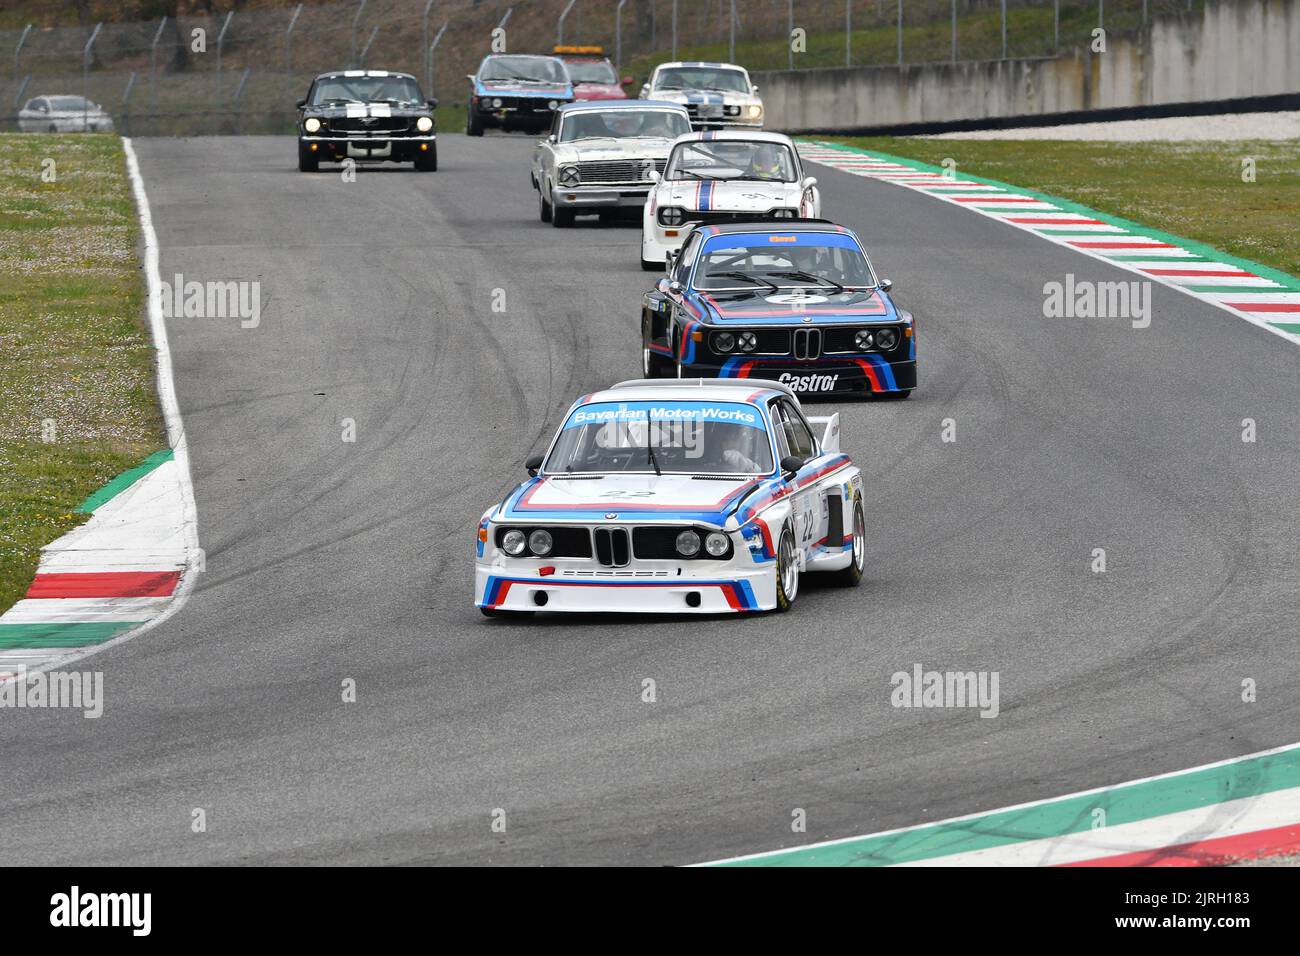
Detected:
[475,379,865,617]
[641,131,821,270]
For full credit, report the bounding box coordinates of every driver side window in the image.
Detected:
[777,400,816,459]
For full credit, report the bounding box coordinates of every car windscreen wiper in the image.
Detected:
[712,272,778,291]
[765,270,845,293]
[646,413,662,477]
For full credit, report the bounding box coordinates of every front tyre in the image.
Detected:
[829,494,865,587]
[774,525,800,612]
[297,144,319,172]
[466,111,484,137]
[552,205,575,228]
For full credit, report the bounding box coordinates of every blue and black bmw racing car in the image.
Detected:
[639,221,916,398]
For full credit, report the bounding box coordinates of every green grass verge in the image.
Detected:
[821,136,1300,279]
[0,133,164,614]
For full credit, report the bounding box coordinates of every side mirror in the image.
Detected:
[622,75,635,86]
[780,455,804,479]
[547,134,557,144]
[751,85,760,94]
[879,278,893,292]
[647,170,661,183]
[296,99,307,109]
[667,279,683,294]
[525,453,544,477]
[427,98,439,109]
[801,176,817,190]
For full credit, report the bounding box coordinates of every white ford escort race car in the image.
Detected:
[638,61,764,131]
[475,379,865,617]
[641,131,821,270]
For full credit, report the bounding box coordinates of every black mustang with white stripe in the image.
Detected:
[297,70,438,172]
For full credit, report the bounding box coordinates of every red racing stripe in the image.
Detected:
[26,571,181,599]
[1061,821,1300,867]
[1226,302,1300,312]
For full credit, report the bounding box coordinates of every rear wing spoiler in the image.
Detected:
[806,413,840,455]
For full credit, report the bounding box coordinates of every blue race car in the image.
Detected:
[639,221,916,398]
[466,53,574,136]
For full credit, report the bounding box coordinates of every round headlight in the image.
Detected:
[548,100,560,110]
[705,532,730,557]
[502,530,527,556]
[491,97,503,108]
[675,530,701,557]
[855,330,873,351]
[876,328,899,351]
[738,331,758,353]
[560,165,580,186]
[712,332,735,353]
[303,117,322,133]
[748,105,763,119]
[659,206,685,227]
[528,529,553,556]
[416,116,434,132]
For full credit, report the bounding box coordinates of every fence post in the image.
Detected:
[286,3,302,102]
[83,22,102,127]
[1054,0,1059,51]
[233,67,250,134]
[422,0,435,90]
[14,23,30,81]
[216,11,234,99]
[672,0,678,60]
[557,0,578,45]
[951,0,957,63]
[149,17,167,125]
[896,0,902,67]
[1001,0,1007,59]
[351,0,368,67]
[427,21,448,97]
[616,0,629,70]
[729,0,736,63]
[845,0,851,67]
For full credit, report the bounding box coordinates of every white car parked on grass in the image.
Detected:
[638,61,764,131]
[641,131,821,270]
[531,100,692,227]
[475,378,865,617]
[18,96,114,133]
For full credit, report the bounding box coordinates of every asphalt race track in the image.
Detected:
[1,133,1298,865]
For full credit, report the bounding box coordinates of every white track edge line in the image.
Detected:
[20,138,202,677]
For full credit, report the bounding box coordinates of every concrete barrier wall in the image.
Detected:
[756,0,1300,132]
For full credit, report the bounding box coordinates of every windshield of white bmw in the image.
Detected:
[310,76,424,106]
[546,402,775,476]
[560,109,690,142]
[654,67,749,93]
[564,59,618,84]
[481,55,568,84]
[666,141,796,183]
[694,240,877,292]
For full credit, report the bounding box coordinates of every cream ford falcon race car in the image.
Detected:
[532,101,691,226]
[638,61,763,131]
[641,131,821,270]
[475,379,865,617]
